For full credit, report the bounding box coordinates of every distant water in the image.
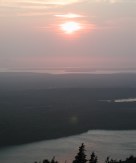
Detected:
[0,130,136,163]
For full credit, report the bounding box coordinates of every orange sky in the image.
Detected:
[0,0,136,70]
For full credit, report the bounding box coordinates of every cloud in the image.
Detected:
[1,0,135,9]
[90,0,136,3]
[55,13,85,18]
[1,0,85,8]
[0,0,88,17]
[2,0,134,18]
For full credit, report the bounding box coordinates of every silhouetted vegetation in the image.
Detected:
[105,155,136,163]
[89,152,98,163]
[32,144,136,163]
[0,87,136,147]
[73,143,87,163]
[34,156,58,163]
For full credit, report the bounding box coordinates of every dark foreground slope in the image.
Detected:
[0,73,136,147]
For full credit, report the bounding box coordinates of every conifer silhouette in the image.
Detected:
[89,152,98,163]
[73,143,87,163]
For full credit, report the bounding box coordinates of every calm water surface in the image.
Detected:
[0,130,136,163]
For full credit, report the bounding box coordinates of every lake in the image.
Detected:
[0,130,135,163]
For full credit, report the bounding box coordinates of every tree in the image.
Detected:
[105,157,110,163]
[43,159,50,163]
[73,143,87,163]
[51,156,58,163]
[89,152,98,163]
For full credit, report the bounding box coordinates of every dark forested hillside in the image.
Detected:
[0,73,136,147]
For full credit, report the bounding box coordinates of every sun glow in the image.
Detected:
[60,21,82,34]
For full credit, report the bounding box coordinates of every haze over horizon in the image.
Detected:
[0,0,136,71]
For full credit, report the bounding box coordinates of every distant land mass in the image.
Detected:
[1,72,136,90]
[0,72,136,147]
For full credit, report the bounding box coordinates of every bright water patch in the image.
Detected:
[100,98,136,103]
[0,130,135,163]
[114,98,136,103]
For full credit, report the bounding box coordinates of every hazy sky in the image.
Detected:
[0,0,136,70]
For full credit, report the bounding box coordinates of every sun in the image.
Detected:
[60,21,82,34]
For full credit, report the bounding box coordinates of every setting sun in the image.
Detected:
[60,21,82,34]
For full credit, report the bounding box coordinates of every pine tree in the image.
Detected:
[51,156,58,163]
[43,159,50,163]
[73,143,87,163]
[89,152,97,163]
